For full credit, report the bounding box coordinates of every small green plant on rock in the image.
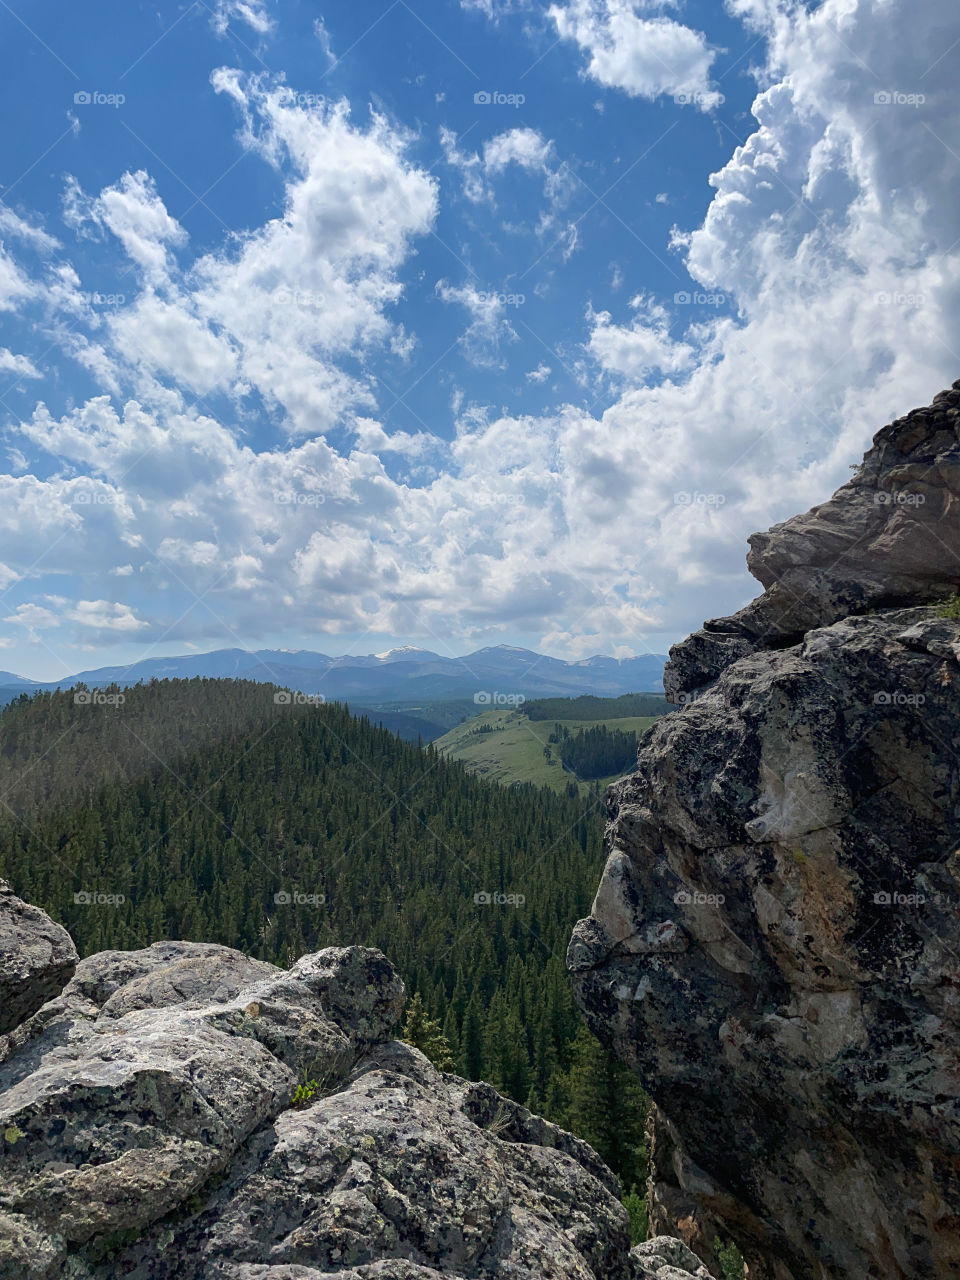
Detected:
[936,595,960,621]
[716,1237,746,1280]
[292,1078,318,1109]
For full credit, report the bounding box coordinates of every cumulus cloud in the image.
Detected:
[63,171,187,278]
[57,82,439,434]
[483,128,554,175]
[588,294,694,380]
[0,0,958,665]
[548,0,721,108]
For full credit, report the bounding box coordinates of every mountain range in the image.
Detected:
[0,644,666,715]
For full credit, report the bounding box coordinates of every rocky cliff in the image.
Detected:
[569,382,960,1279]
[0,883,708,1280]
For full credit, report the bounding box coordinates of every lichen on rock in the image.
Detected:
[0,918,703,1280]
[0,879,77,1036]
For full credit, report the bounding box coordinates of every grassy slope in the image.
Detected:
[434,710,661,794]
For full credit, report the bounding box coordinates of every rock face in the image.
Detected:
[665,379,960,700]
[569,383,960,1280]
[0,879,77,1035]
[0,919,705,1280]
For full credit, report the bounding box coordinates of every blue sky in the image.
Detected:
[0,0,958,679]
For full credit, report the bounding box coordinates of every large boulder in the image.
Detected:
[569,380,960,1280]
[0,880,77,1034]
[0,934,701,1280]
[665,380,960,700]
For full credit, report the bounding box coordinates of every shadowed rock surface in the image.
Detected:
[570,383,960,1280]
[0,924,706,1280]
[0,879,77,1035]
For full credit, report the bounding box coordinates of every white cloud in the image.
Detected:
[436,280,520,367]
[443,125,574,217]
[460,0,529,17]
[549,0,721,108]
[483,128,554,175]
[588,295,693,380]
[211,0,274,36]
[0,349,41,379]
[107,293,237,395]
[4,603,60,641]
[526,362,552,382]
[314,17,335,63]
[67,600,148,632]
[64,171,187,278]
[1,1,958,663]
[0,207,59,254]
[58,83,439,435]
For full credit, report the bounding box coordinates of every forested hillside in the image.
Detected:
[0,679,649,1200]
[552,722,641,781]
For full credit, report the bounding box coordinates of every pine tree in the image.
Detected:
[459,991,485,1080]
[623,1186,648,1245]
[564,1024,650,1191]
[400,993,455,1072]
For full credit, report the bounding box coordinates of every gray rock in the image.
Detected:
[0,935,666,1280]
[0,880,77,1035]
[632,1236,714,1278]
[665,380,960,700]
[570,607,960,1279]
